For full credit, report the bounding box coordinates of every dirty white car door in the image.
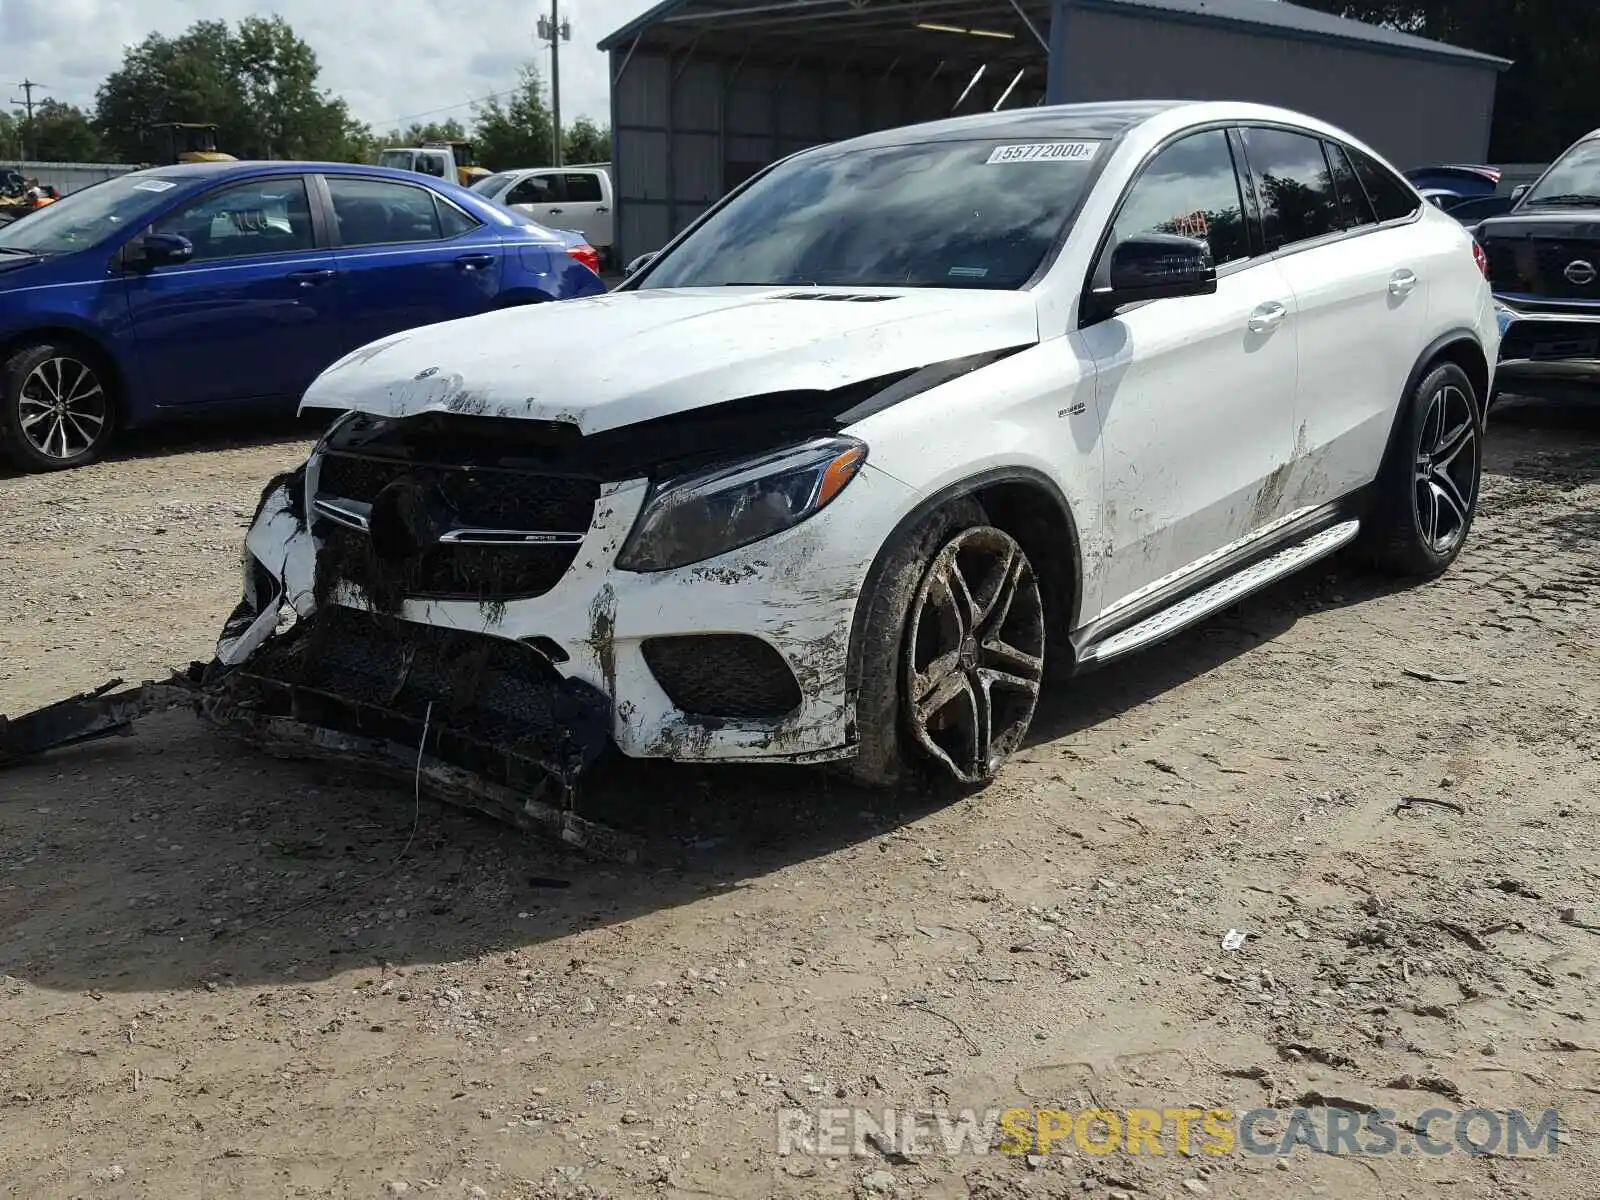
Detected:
[1239,128,1435,504]
[1079,127,1300,618]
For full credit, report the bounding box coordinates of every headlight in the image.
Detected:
[615,436,868,572]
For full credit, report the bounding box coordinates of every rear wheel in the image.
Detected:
[847,501,1047,788]
[2,341,116,471]
[1366,361,1483,578]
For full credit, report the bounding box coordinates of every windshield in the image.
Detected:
[0,174,183,255]
[473,172,516,198]
[378,150,414,171]
[640,137,1106,290]
[1523,138,1600,206]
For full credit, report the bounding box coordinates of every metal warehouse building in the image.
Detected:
[598,0,1510,262]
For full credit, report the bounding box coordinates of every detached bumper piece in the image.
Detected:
[0,669,204,766]
[204,607,638,861]
[0,610,641,863]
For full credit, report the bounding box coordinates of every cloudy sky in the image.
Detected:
[0,0,650,134]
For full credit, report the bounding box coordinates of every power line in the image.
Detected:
[374,87,519,129]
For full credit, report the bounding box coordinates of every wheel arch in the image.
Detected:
[0,325,132,427]
[1374,329,1490,479]
[845,466,1085,700]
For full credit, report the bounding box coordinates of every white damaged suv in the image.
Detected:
[216,101,1498,802]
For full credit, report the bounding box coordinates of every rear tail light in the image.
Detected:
[1472,240,1489,280]
[566,243,601,276]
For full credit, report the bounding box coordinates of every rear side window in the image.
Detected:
[1240,127,1342,250]
[1324,142,1377,228]
[329,177,456,246]
[1103,129,1251,269]
[563,172,603,202]
[1347,147,1421,221]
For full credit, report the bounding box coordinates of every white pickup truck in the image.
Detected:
[473,163,613,265]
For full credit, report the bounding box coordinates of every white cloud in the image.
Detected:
[0,0,651,137]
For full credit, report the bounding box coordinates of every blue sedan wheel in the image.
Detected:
[2,342,114,471]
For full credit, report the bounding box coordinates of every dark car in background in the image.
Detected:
[0,162,607,472]
[1476,129,1600,402]
[1406,164,1518,233]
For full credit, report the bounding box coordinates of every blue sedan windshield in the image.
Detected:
[0,174,184,255]
[640,138,1106,290]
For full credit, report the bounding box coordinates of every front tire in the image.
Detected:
[2,341,116,472]
[1366,361,1483,578]
[846,500,1047,789]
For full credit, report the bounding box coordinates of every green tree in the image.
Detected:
[94,16,371,164]
[1295,1,1600,161]
[27,100,105,162]
[377,118,469,150]
[563,117,611,165]
[0,112,22,162]
[472,66,555,170]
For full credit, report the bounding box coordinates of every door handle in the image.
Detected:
[1389,269,1419,296]
[1247,301,1288,333]
[595,206,609,214]
[548,207,564,215]
[455,254,495,272]
[287,268,334,288]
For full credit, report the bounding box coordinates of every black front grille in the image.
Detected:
[317,523,577,606]
[642,635,802,719]
[318,452,600,530]
[1484,236,1600,301]
[313,452,600,605]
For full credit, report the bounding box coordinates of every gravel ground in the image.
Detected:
[1,400,1598,1200]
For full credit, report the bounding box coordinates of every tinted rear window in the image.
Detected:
[1241,127,1342,250]
[1348,147,1421,221]
[641,138,1107,290]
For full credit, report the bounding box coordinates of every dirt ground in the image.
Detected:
[2,402,1598,1200]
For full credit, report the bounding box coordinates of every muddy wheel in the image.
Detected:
[846,501,1046,789]
[1366,361,1482,579]
[2,341,115,471]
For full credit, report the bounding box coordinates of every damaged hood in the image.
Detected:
[301,286,1041,434]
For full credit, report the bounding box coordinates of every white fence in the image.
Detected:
[7,160,138,195]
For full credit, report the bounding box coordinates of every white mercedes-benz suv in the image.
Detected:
[213,100,1498,812]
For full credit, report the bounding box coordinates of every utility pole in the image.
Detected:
[10,79,45,162]
[536,2,571,167]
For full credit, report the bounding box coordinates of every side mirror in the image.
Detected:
[131,232,194,269]
[1101,233,1217,309]
[1511,183,1531,204]
[624,250,658,277]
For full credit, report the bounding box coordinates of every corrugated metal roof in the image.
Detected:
[599,0,1511,71]
[1080,0,1509,68]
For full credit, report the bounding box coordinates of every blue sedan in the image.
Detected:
[0,161,608,471]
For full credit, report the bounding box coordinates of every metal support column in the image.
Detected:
[1046,0,1075,104]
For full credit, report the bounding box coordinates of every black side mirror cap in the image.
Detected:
[1097,233,1218,313]
[128,231,195,270]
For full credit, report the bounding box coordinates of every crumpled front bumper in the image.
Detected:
[218,456,907,775]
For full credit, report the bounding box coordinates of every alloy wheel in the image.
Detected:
[1413,383,1479,554]
[903,526,1045,785]
[18,356,108,462]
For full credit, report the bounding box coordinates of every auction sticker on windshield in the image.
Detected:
[986,142,1101,164]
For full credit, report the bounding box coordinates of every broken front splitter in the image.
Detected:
[0,608,641,863]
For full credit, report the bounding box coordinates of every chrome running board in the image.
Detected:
[1077,519,1361,667]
